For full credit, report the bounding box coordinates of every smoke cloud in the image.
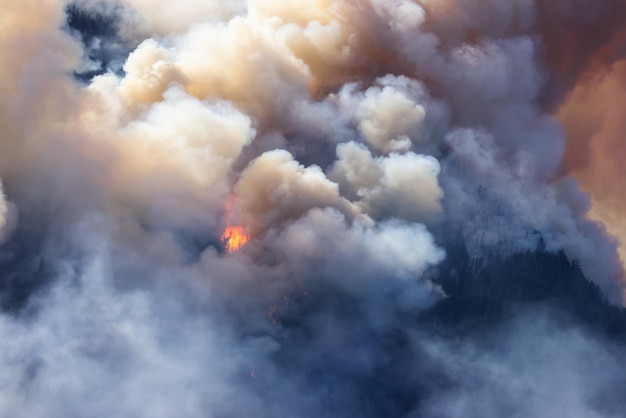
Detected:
[559,60,626,266]
[1,0,626,416]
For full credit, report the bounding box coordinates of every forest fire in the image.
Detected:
[222,196,249,253]
[222,225,249,253]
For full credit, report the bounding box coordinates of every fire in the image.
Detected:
[222,196,249,252]
[222,225,249,253]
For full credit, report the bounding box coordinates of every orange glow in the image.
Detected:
[557,60,626,269]
[222,225,249,253]
[222,196,249,253]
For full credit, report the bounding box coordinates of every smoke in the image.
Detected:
[1,0,626,416]
[417,309,626,418]
[0,183,17,244]
[558,59,626,267]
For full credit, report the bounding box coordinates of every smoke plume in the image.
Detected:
[1,0,626,416]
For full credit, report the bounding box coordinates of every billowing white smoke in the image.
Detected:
[0,183,16,244]
[0,0,625,416]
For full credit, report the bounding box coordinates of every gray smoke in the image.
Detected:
[0,0,625,416]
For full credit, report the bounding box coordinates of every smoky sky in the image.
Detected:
[0,0,626,417]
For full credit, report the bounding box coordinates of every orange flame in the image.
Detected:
[222,196,249,252]
[222,225,249,253]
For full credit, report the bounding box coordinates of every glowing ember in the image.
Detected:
[222,226,249,253]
